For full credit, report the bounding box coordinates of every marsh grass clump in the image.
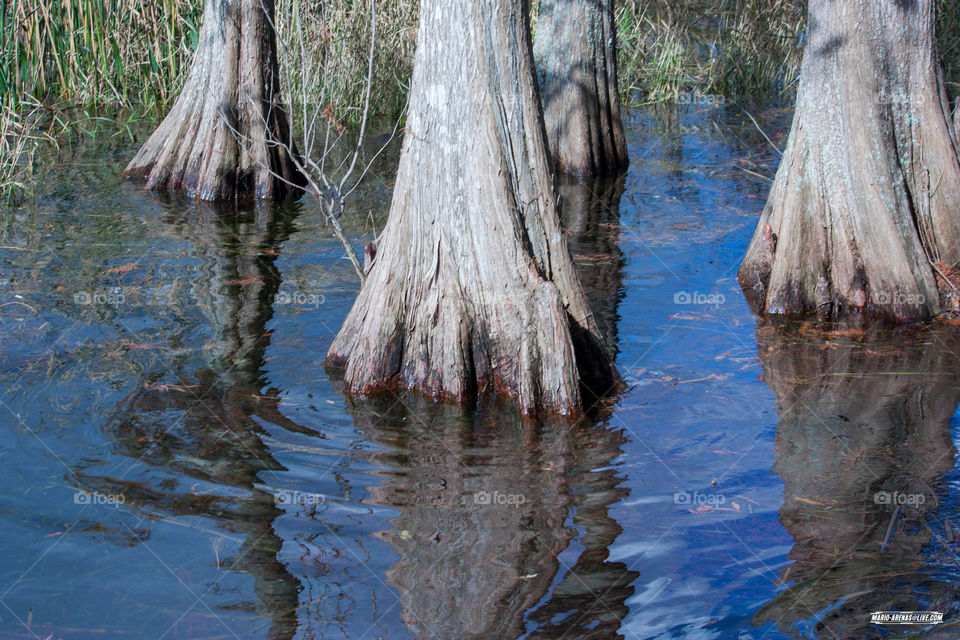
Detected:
[274,0,418,130]
[0,0,204,200]
[0,101,45,205]
[711,0,805,100]
[615,0,804,105]
[0,0,204,111]
[3,0,958,120]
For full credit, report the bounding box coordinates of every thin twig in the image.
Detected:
[738,166,773,183]
[743,109,782,157]
[224,106,366,281]
[338,0,377,193]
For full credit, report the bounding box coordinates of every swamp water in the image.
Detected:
[1,106,959,639]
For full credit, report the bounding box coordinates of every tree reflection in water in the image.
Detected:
[345,393,637,638]
[80,203,305,639]
[754,322,960,639]
[68,171,637,638]
[559,174,626,363]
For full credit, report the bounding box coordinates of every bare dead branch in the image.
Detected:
[244,0,397,283]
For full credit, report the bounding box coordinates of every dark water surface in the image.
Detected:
[2,106,960,640]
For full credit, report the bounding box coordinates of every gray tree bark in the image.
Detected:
[325,0,618,416]
[739,0,960,322]
[123,0,304,201]
[533,0,628,178]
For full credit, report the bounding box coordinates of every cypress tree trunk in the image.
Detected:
[325,0,618,416]
[533,0,628,178]
[739,0,960,322]
[123,0,303,201]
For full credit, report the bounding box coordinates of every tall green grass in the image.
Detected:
[1,0,203,111]
[0,0,206,203]
[274,0,418,129]
[0,101,43,204]
[616,0,805,105]
[4,0,960,118]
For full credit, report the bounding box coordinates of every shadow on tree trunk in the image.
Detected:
[534,0,629,178]
[561,174,627,354]
[560,174,628,407]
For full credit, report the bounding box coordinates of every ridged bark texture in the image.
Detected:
[325,0,618,416]
[533,0,628,178]
[123,0,303,201]
[739,0,960,322]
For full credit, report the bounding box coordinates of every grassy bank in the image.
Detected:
[4,0,960,120]
[615,0,804,105]
[2,0,960,202]
[1,0,203,111]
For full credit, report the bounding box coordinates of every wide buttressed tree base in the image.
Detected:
[325,0,618,416]
[533,0,628,178]
[123,0,303,201]
[739,0,960,322]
